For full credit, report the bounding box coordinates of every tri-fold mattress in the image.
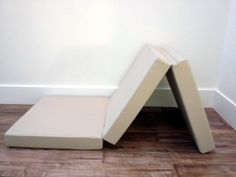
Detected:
[5,45,215,153]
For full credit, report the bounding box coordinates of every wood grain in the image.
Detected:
[0,105,236,177]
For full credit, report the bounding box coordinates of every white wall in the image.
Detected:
[214,0,236,130]
[217,0,236,103]
[0,0,230,104]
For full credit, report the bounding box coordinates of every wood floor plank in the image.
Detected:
[175,164,236,177]
[0,104,32,113]
[0,106,235,177]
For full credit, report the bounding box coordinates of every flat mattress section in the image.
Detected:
[5,96,109,149]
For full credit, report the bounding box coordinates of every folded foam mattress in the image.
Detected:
[4,45,215,153]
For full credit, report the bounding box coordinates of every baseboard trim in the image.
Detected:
[0,84,215,107]
[146,88,215,108]
[0,84,118,104]
[213,90,236,130]
[1,85,234,131]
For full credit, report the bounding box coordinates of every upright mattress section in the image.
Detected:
[5,96,109,149]
[162,47,215,153]
[103,46,171,144]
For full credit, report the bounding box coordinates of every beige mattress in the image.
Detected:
[5,96,108,149]
[4,45,215,153]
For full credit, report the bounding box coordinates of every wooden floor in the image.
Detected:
[0,105,236,177]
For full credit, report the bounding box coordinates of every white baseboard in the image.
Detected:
[0,84,118,104]
[146,88,215,107]
[0,84,215,107]
[1,84,234,131]
[213,90,236,130]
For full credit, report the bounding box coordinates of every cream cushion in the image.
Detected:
[103,46,171,144]
[5,96,109,149]
[4,45,215,153]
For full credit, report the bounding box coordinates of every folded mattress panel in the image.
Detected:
[5,96,109,149]
[103,46,171,144]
